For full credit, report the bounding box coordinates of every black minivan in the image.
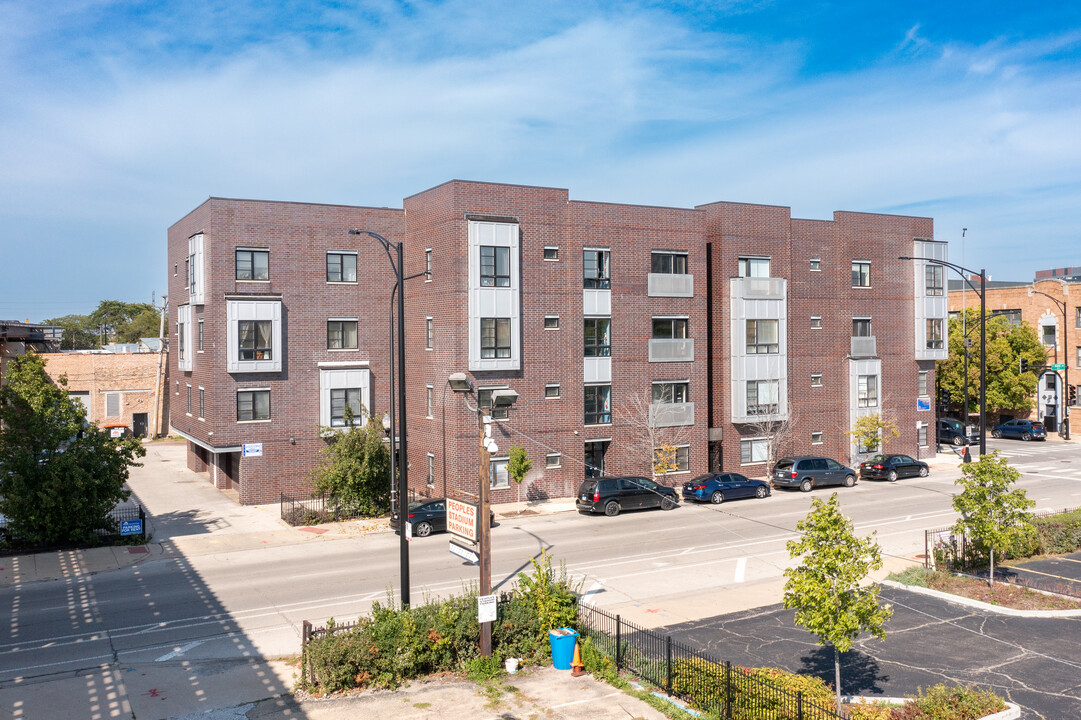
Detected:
[576,476,679,516]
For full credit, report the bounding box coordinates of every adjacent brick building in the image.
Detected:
[169,181,946,505]
[42,351,166,437]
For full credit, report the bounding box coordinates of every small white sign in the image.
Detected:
[477,594,497,624]
[242,443,263,458]
[405,522,412,541]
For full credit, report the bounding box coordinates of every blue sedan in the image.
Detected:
[681,472,771,504]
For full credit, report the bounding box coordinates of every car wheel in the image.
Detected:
[1021,432,1031,441]
[844,474,856,488]
[800,479,812,493]
[414,521,433,538]
[661,496,677,511]
[604,501,620,517]
[887,470,898,482]
[952,434,965,447]
[755,486,768,499]
[710,491,725,504]
[919,466,929,478]
[992,429,1003,439]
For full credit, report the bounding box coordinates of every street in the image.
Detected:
[1,438,1079,719]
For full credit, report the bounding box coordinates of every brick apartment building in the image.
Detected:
[169,181,946,505]
[949,269,1081,429]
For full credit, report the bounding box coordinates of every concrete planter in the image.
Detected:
[844,696,1021,719]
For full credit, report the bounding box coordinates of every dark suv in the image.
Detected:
[576,476,678,516]
[938,418,978,447]
[772,456,856,492]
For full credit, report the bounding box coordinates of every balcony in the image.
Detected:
[648,338,694,362]
[648,273,694,297]
[584,356,612,384]
[649,402,695,428]
[850,336,877,358]
[732,276,785,299]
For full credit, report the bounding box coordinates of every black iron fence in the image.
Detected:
[577,604,846,720]
[281,489,422,526]
[925,504,1081,573]
[0,504,146,553]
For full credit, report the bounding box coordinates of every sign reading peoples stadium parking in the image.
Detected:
[447,498,478,542]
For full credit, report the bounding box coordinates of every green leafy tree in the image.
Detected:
[116,307,162,343]
[847,412,899,455]
[311,411,391,517]
[952,451,1034,587]
[43,314,97,350]
[507,445,532,515]
[0,353,144,545]
[784,493,892,714]
[652,442,679,479]
[937,308,1046,416]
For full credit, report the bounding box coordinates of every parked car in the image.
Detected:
[771,456,856,492]
[937,417,979,447]
[576,476,678,516]
[858,454,929,482]
[389,498,494,538]
[681,473,770,504]
[992,419,1047,441]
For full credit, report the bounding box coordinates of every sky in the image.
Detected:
[1,1,1079,322]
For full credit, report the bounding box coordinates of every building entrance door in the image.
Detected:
[132,413,148,438]
[584,441,609,478]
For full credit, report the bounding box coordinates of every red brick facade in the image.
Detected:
[42,352,165,437]
[169,183,938,505]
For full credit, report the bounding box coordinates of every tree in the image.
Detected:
[740,406,800,477]
[0,353,145,545]
[952,451,1034,588]
[116,307,162,343]
[848,412,899,456]
[784,493,892,714]
[90,300,155,345]
[653,442,679,480]
[43,314,97,350]
[615,390,690,481]
[937,309,1046,416]
[311,412,391,517]
[507,445,532,515]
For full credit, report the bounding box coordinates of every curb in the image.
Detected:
[843,696,1021,720]
[881,580,1081,618]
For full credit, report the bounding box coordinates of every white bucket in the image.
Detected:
[504,657,519,674]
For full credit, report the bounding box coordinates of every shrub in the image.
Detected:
[1033,510,1081,555]
[465,654,504,681]
[887,566,935,587]
[848,702,897,720]
[670,658,835,719]
[892,684,1006,719]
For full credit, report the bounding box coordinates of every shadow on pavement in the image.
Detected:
[798,646,889,696]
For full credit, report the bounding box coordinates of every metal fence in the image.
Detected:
[0,504,146,553]
[577,604,846,720]
[301,617,361,685]
[280,490,421,526]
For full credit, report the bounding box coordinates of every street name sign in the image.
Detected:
[1052,364,1066,371]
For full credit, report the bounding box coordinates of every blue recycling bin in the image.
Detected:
[549,627,578,670]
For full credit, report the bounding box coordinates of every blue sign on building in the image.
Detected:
[120,519,143,536]
[917,398,931,411]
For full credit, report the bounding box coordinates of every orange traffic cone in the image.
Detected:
[570,641,585,677]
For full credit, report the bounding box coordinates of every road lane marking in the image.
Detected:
[155,640,205,661]
[734,557,746,583]
[579,581,604,607]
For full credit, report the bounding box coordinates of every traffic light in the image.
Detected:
[1070,385,1077,405]
[1020,357,1029,373]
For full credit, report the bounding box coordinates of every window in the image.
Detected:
[1076,307,1081,329]
[478,388,510,420]
[584,318,611,357]
[480,318,511,359]
[1043,324,1056,346]
[327,320,359,350]
[238,389,271,421]
[480,246,511,287]
[236,248,269,281]
[991,309,1022,326]
[330,388,364,426]
[489,457,510,489]
[327,252,357,282]
[746,319,779,354]
[811,316,822,330]
[811,374,823,387]
[924,264,943,296]
[546,452,562,468]
[852,318,872,337]
[584,385,611,425]
[740,437,770,464]
[852,261,871,287]
[426,386,433,418]
[652,317,688,339]
[652,381,689,404]
[186,385,191,415]
[584,249,611,289]
[918,371,929,397]
[237,320,273,360]
[544,316,559,330]
[426,317,433,349]
[174,262,178,276]
[738,257,770,278]
[926,319,944,349]
[654,445,690,473]
[746,380,779,415]
[545,383,561,398]
[197,319,204,352]
[198,387,205,419]
[427,453,435,486]
[917,423,928,447]
[811,431,823,445]
[1077,346,1081,368]
[106,392,121,417]
[651,251,688,274]
[810,258,821,271]
[425,249,432,280]
[544,246,559,261]
[177,319,186,360]
[858,374,878,408]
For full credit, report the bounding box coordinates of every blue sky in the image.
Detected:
[1,1,1079,321]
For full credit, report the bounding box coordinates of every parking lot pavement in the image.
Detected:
[995,551,1081,599]
[660,586,1081,719]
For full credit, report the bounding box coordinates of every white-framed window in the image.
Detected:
[236,248,269,281]
[811,316,822,330]
[544,246,559,261]
[585,318,612,357]
[175,380,179,395]
[811,431,823,445]
[546,452,562,468]
[738,256,770,278]
[740,437,770,464]
[852,260,871,288]
[227,300,282,373]
[1042,323,1056,346]
[319,368,370,427]
[426,385,433,418]
[653,444,690,473]
[480,245,511,287]
[926,319,944,350]
[651,251,688,274]
[918,371,929,397]
[746,319,779,354]
[652,381,689,404]
[852,317,872,337]
[326,251,358,283]
[858,374,879,408]
[198,387,205,420]
[544,315,559,330]
[426,317,433,349]
[811,374,823,387]
[1076,306,1081,329]
[425,248,432,281]
[584,249,611,289]
[185,385,191,415]
[489,457,510,489]
[327,319,359,350]
[106,392,121,417]
[240,320,273,359]
[177,304,193,371]
[238,388,271,422]
[746,379,779,415]
[330,389,364,427]
[545,383,561,399]
[188,233,205,304]
[469,220,520,372]
[917,422,929,447]
[478,386,510,420]
[427,453,435,486]
[810,258,821,272]
[924,264,943,296]
[480,318,511,359]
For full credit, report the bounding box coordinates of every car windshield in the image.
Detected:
[407,500,433,510]
[689,474,713,484]
[943,419,964,431]
[867,455,888,463]
[774,460,793,471]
